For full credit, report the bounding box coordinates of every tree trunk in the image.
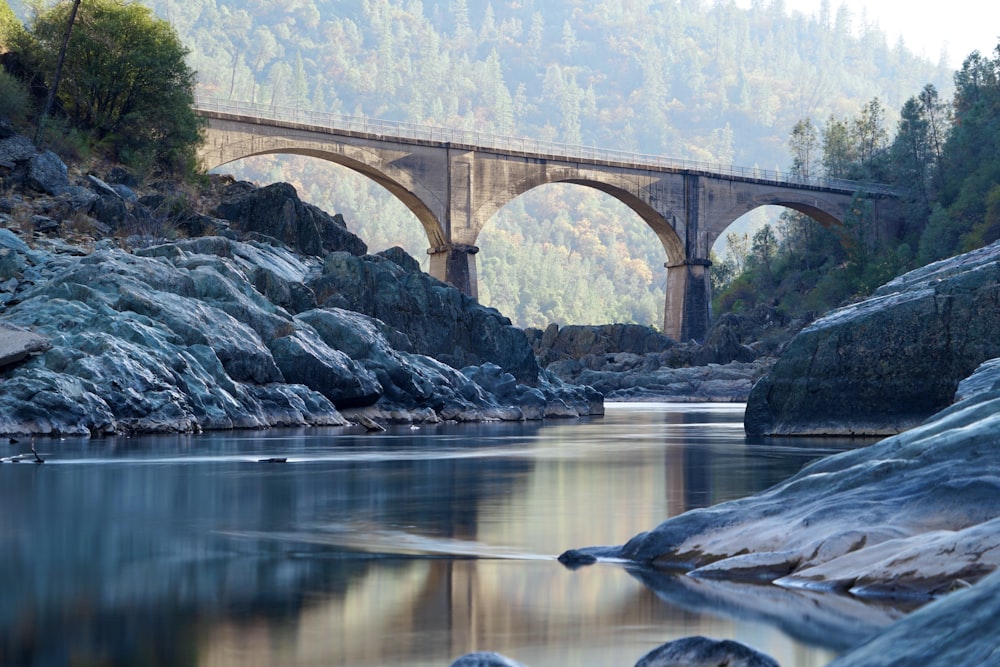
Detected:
[35,0,83,144]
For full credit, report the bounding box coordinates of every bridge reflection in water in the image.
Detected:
[1,404,894,666]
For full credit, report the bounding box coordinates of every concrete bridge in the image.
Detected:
[195,98,898,342]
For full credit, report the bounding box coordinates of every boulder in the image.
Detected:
[746,240,1000,435]
[527,322,676,367]
[634,636,780,667]
[449,652,528,667]
[215,181,367,257]
[27,150,70,195]
[268,328,382,408]
[0,322,50,369]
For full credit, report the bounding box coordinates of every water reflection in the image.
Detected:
[0,404,887,666]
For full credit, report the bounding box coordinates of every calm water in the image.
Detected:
[0,403,909,667]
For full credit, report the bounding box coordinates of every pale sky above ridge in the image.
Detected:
[736,0,1000,67]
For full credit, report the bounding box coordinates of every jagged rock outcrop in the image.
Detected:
[745,240,1000,435]
[309,250,541,383]
[0,234,599,436]
[215,181,368,257]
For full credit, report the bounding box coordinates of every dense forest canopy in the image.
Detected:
[7,0,955,328]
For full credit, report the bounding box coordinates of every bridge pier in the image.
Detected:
[428,244,480,297]
[664,259,712,342]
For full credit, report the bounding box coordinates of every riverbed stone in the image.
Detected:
[745,240,1000,435]
[634,636,780,667]
[449,652,528,667]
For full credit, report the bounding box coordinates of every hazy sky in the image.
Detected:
[737,0,1000,67]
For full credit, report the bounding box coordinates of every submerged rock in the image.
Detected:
[745,240,1000,436]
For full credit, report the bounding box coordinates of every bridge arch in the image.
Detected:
[471,170,686,265]
[704,188,853,251]
[201,128,451,249]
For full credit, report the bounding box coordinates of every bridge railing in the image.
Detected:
[194,96,900,196]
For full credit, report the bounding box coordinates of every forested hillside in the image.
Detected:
[13,0,951,328]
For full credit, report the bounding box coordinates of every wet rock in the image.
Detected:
[746,240,1000,436]
[449,652,528,667]
[827,568,1000,667]
[634,636,780,667]
[562,383,1000,599]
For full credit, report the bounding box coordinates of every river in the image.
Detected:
[0,403,909,666]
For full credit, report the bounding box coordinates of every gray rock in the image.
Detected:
[0,322,50,369]
[268,328,382,408]
[562,382,1000,599]
[746,240,1000,435]
[111,183,139,204]
[377,245,421,273]
[310,252,542,384]
[89,194,129,227]
[954,357,1000,403]
[827,568,1000,667]
[634,636,780,667]
[86,174,121,199]
[215,181,367,257]
[0,236,600,435]
[527,322,676,367]
[449,652,528,667]
[27,150,70,195]
[0,134,36,163]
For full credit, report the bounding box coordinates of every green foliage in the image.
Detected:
[27,0,203,173]
[0,68,30,125]
[0,0,24,49]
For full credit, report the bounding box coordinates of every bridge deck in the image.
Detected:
[195,97,900,197]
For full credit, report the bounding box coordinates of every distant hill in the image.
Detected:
[101,0,954,327]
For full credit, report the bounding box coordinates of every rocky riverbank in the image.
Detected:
[551,240,1000,665]
[0,126,602,436]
